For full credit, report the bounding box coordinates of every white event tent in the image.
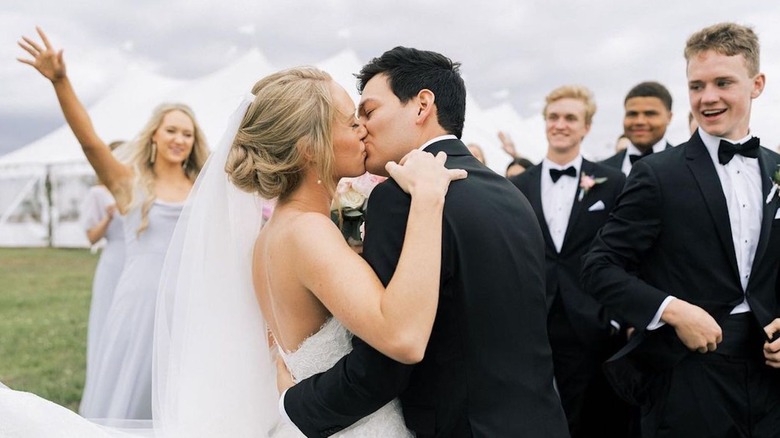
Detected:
[0,48,539,247]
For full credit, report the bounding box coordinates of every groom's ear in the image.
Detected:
[415,89,436,124]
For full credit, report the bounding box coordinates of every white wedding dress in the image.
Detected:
[0,318,411,437]
[280,318,412,438]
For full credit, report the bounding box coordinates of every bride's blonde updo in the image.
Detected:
[226,67,337,200]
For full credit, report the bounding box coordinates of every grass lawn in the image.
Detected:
[0,247,96,412]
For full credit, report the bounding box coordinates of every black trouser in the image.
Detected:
[641,313,780,438]
[549,295,633,438]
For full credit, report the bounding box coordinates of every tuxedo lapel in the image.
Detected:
[685,136,740,281]
[525,166,556,251]
[748,148,779,277]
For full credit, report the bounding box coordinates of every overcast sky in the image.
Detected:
[3,1,780,161]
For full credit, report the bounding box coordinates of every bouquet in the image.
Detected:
[331,172,386,246]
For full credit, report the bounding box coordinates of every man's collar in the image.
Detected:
[542,154,583,172]
[698,128,753,161]
[418,134,457,151]
[627,138,667,157]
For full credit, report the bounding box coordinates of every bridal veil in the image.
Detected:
[152,95,285,437]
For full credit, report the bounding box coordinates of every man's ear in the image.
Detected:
[751,73,766,99]
[416,89,436,122]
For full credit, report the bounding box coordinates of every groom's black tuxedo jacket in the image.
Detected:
[510,160,626,345]
[581,132,780,402]
[285,139,569,437]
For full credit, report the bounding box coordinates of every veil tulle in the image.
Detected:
[152,94,283,437]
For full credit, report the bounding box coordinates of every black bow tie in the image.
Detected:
[629,149,653,164]
[718,137,760,165]
[549,166,576,183]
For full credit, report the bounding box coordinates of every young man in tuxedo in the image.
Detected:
[601,81,674,175]
[582,23,780,437]
[281,47,569,438]
[510,85,629,437]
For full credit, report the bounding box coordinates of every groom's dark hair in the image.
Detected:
[357,46,466,138]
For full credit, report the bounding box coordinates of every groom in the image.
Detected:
[281,47,569,437]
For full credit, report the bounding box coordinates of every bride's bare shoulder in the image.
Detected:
[260,210,341,249]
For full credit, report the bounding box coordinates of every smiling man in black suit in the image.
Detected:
[583,23,780,437]
[602,81,674,175]
[511,85,629,438]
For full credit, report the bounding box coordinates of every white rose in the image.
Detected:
[339,188,365,210]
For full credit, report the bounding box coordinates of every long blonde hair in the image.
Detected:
[225,67,337,200]
[126,103,209,235]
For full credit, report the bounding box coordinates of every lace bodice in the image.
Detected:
[281,318,352,382]
[280,318,413,438]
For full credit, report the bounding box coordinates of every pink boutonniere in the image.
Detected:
[578,173,607,201]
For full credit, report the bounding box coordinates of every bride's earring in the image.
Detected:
[150,142,157,165]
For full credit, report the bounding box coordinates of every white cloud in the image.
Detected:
[237,24,255,35]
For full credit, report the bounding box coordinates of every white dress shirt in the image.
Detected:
[648,129,762,329]
[541,155,582,253]
[621,138,669,176]
[418,134,458,151]
[700,129,762,313]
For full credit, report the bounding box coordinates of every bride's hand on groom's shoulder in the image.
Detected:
[386,150,467,199]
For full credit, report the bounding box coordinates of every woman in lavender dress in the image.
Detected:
[18,27,209,420]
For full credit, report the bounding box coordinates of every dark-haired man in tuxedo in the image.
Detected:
[583,22,780,437]
[601,81,674,175]
[511,85,629,437]
[281,46,568,437]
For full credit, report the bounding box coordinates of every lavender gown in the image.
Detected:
[79,186,126,417]
[79,198,183,420]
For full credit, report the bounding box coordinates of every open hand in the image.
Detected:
[763,318,780,368]
[17,27,66,82]
[498,131,518,158]
[385,150,467,199]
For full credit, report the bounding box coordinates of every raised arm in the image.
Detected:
[294,151,464,364]
[18,27,133,210]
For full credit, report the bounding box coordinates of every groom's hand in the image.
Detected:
[276,353,295,395]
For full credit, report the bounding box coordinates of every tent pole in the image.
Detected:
[45,165,53,248]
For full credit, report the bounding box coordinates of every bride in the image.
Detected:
[1,38,465,438]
